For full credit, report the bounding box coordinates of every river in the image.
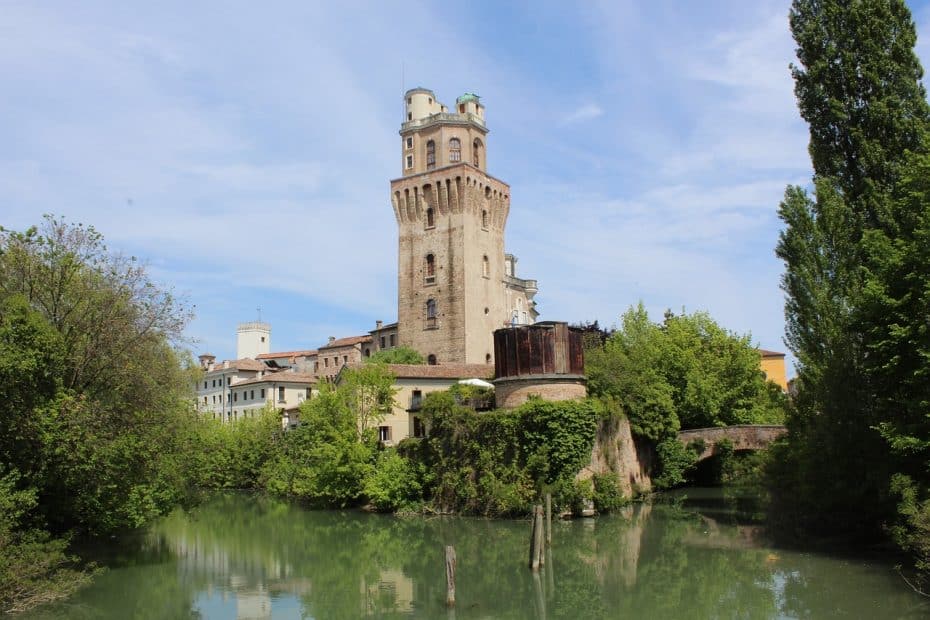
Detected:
[23,490,928,619]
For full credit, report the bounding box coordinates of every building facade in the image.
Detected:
[392,88,538,366]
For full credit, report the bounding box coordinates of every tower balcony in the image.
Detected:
[401,111,486,132]
[504,274,538,295]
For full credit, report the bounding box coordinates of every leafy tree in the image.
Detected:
[571,319,614,352]
[0,218,197,610]
[261,365,396,507]
[790,0,929,210]
[365,346,424,365]
[586,304,677,442]
[661,311,783,428]
[771,0,930,552]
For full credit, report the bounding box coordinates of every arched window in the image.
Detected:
[482,255,489,277]
[425,254,435,284]
[426,207,434,228]
[426,139,436,170]
[473,138,483,167]
[426,299,437,328]
[449,138,461,163]
[485,353,492,364]
[427,354,437,365]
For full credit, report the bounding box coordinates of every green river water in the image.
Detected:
[23,490,928,619]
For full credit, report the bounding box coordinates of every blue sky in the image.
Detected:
[4,1,930,372]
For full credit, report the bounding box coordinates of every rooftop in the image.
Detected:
[758,349,786,358]
[235,372,317,387]
[347,362,493,380]
[320,335,373,349]
[206,358,265,373]
[256,350,318,360]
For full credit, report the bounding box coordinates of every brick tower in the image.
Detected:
[392,88,537,365]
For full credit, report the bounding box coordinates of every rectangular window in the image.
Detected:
[213,395,216,404]
[411,390,422,411]
[260,388,265,399]
[203,396,207,405]
[413,416,424,438]
[343,355,348,364]
[390,335,396,346]
[324,358,329,368]
[381,336,386,348]
[234,392,238,402]
[226,377,230,386]
[334,356,338,366]
[378,426,391,442]
[212,379,216,388]
[406,155,413,169]
[204,381,207,389]
[278,386,285,402]
[405,137,412,149]
[250,390,254,400]
[314,361,319,372]
[306,388,311,399]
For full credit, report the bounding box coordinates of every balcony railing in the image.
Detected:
[402,112,485,131]
[504,274,538,294]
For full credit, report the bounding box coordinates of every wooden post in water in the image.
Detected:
[545,493,552,546]
[529,504,543,571]
[445,545,456,607]
[537,505,546,567]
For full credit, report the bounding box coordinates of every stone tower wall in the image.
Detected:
[392,165,510,364]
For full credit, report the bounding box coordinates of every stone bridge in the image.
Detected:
[677,425,787,461]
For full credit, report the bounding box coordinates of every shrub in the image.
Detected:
[364,450,426,512]
[592,472,627,513]
[653,438,698,489]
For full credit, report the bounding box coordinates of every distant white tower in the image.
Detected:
[236,322,271,359]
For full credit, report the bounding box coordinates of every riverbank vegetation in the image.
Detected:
[584,305,786,488]
[0,218,200,613]
[768,0,930,584]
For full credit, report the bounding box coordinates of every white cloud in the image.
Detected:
[561,103,604,125]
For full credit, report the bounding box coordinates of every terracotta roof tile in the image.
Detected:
[758,349,785,358]
[319,335,373,349]
[207,358,265,373]
[235,372,318,387]
[256,350,318,360]
[347,362,493,380]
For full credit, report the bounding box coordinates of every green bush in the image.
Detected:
[592,472,628,513]
[653,438,698,490]
[364,450,426,512]
[408,393,600,516]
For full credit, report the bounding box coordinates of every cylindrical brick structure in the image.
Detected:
[492,321,587,408]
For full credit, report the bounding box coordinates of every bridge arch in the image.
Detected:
[677,425,787,462]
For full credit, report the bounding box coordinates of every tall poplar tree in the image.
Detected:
[771,0,930,544]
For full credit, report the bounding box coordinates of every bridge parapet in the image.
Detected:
[678,425,787,461]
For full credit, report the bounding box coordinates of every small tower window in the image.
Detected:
[426,140,436,170]
[405,137,413,149]
[449,138,461,163]
[426,299,437,328]
[426,207,434,228]
[473,138,483,167]
[482,255,489,277]
[425,254,435,284]
[428,354,437,365]
[482,210,488,229]
[406,155,413,169]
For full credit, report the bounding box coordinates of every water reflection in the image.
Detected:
[25,492,929,619]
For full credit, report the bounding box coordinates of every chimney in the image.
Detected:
[375,320,383,330]
[328,336,336,344]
